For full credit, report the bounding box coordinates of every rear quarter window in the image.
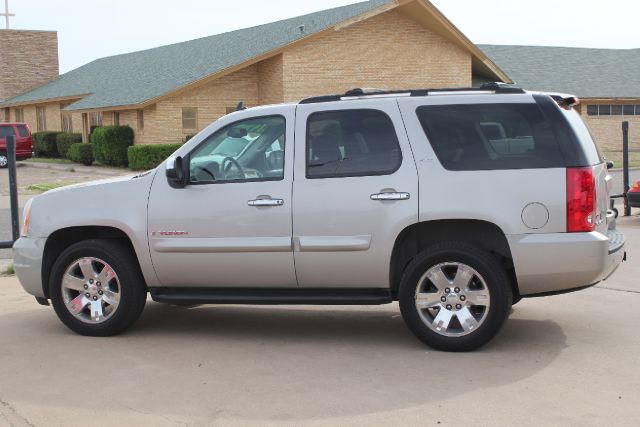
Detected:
[17,125,29,137]
[416,103,566,171]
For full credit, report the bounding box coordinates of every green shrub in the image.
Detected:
[56,133,82,158]
[68,143,94,166]
[128,144,183,170]
[91,125,134,166]
[33,132,63,157]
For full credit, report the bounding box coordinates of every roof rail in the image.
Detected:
[299,83,525,104]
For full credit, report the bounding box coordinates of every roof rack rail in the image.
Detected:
[299,83,525,104]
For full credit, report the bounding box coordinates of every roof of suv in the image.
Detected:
[299,83,527,104]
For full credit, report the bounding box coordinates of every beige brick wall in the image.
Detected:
[258,54,284,105]
[137,65,259,144]
[580,104,640,152]
[281,10,471,101]
[15,102,62,132]
[0,30,59,102]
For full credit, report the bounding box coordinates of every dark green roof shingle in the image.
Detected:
[479,45,640,99]
[1,0,393,110]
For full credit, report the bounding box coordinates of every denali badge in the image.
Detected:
[151,231,190,236]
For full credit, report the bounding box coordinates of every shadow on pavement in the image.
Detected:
[0,302,566,421]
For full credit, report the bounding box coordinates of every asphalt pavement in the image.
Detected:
[0,217,638,426]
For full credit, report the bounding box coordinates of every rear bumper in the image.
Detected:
[628,191,640,208]
[12,237,47,298]
[508,229,625,296]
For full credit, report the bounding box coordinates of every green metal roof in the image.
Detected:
[1,0,393,110]
[480,45,640,99]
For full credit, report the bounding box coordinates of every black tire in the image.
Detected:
[399,242,512,352]
[49,239,147,336]
[0,152,8,169]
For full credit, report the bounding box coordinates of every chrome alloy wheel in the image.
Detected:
[414,262,491,337]
[61,257,121,324]
[0,154,8,168]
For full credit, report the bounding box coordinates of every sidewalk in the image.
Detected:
[20,160,133,177]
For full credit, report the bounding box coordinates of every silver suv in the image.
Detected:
[13,84,626,351]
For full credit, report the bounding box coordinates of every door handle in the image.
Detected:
[370,192,410,201]
[248,198,285,207]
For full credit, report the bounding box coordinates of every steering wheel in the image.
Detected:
[221,156,245,179]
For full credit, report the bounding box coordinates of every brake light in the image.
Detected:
[567,167,596,232]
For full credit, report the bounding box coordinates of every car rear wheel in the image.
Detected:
[399,242,512,352]
[49,239,147,336]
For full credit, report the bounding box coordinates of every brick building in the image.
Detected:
[0,0,509,144]
[481,45,640,153]
[0,29,58,116]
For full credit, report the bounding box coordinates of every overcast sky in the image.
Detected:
[5,0,640,73]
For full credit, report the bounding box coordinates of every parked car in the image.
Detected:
[627,181,640,207]
[12,84,625,351]
[0,122,33,168]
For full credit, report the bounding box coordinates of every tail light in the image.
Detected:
[567,167,596,232]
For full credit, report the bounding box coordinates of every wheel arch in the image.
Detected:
[389,219,519,302]
[41,226,142,298]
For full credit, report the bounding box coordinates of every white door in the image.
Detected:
[292,99,419,288]
[148,109,297,288]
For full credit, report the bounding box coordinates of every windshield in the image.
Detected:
[210,136,256,157]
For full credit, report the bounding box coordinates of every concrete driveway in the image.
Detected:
[0,220,638,426]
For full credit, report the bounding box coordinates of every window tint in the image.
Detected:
[189,116,285,184]
[17,125,29,137]
[306,109,401,179]
[0,125,16,138]
[417,103,566,171]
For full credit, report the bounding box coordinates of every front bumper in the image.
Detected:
[12,237,47,298]
[508,228,625,296]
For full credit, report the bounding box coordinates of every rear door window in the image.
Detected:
[0,125,16,138]
[416,103,566,170]
[306,109,402,178]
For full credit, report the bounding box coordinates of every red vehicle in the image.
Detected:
[0,122,33,168]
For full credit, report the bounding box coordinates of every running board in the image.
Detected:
[149,288,394,305]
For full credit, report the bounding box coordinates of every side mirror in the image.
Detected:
[606,160,615,170]
[166,156,186,188]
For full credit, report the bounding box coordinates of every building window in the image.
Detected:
[113,111,120,126]
[2,108,9,122]
[182,107,197,129]
[587,104,637,116]
[14,108,24,122]
[89,112,103,129]
[36,106,47,131]
[61,113,73,133]
[137,110,144,131]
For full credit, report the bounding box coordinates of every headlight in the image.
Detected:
[21,198,33,237]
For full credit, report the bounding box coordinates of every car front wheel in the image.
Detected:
[399,242,512,352]
[49,239,147,336]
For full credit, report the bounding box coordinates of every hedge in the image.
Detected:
[56,133,82,158]
[128,144,182,170]
[91,125,134,166]
[68,143,94,166]
[33,132,63,157]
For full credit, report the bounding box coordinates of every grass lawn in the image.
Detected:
[25,182,78,193]
[602,151,640,169]
[25,157,74,165]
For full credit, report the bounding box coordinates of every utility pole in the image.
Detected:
[0,0,15,29]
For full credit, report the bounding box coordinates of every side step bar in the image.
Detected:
[149,288,394,306]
